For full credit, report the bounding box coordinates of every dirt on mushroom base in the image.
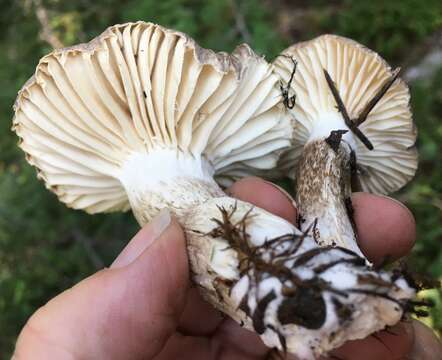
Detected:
[201,204,434,358]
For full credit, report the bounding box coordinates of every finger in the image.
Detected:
[408,319,442,359]
[155,331,264,360]
[228,179,416,264]
[214,318,270,357]
[111,209,172,268]
[154,334,212,360]
[228,177,297,224]
[178,286,224,336]
[14,212,188,360]
[158,319,270,360]
[324,322,414,360]
[352,193,416,263]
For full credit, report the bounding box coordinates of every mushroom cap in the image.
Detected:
[274,34,418,195]
[13,21,291,213]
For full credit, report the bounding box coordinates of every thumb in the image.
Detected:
[14,210,189,360]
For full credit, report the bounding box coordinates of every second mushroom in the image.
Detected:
[274,35,418,255]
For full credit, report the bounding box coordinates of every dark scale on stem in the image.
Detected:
[344,197,357,236]
[312,218,320,244]
[349,149,360,191]
[297,214,306,229]
[295,137,359,254]
[343,197,354,219]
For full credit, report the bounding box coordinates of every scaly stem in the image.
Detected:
[295,67,402,258]
[295,135,364,257]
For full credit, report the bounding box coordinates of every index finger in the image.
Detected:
[229,178,416,264]
[352,192,416,264]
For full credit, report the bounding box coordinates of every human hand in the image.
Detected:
[13,177,442,359]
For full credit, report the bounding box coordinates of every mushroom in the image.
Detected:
[13,24,419,360]
[274,34,418,256]
[13,21,292,217]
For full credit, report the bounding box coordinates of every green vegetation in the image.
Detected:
[1,0,441,356]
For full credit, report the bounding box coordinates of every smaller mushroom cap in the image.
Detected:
[274,35,417,195]
[13,22,290,214]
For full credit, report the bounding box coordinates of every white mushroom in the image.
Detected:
[274,34,418,255]
[13,25,420,360]
[14,21,291,217]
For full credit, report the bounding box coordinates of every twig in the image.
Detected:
[230,0,252,43]
[323,69,374,150]
[354,68,401,126]
[32,0,64,49]
[278,55,297,109]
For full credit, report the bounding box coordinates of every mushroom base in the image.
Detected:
[184,198,417,360]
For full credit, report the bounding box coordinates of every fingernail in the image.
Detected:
[111,209,171,268]
[263,180,297,208]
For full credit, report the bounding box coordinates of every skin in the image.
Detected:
[13,177,441,360]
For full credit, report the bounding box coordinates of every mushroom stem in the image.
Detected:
[117,147,304,287]
[294,66,404,259]
[119,149,224,224]
[295,136,364,258]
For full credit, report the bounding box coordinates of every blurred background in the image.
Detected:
[0,0,441,356]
